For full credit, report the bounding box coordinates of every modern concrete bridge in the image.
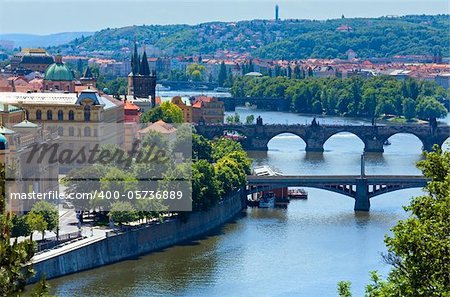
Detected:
[246,175,429,211]
[196,122,450,152]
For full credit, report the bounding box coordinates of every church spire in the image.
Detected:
[140,50,150,76]
[82,65,93,78]
[131,42,140,75]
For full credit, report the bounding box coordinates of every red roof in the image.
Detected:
[124,100,140,111]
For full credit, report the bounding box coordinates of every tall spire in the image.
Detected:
[140,50,150,76]
[131,42,140,75]
[82,65,93,78]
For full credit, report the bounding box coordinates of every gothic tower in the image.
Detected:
[128,43,157,107]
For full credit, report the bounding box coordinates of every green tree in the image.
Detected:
[186,63,206,81]
[215,157,247,196]
[11,214,31,238]
[245,114,255,124]
[141,102,183,123]
[337,281,352,297]
[109,201,137,227]
[192,160,220,211]
[26,212,48,240]
[415,96,448,120]
[341,147,450,296]
[192,134,212,161]
[211,137,244,161]
[402,98,416,120]
[218,61,227,87]
[31,274,56,297]
[0,214,35,295]
[30,201,59,233]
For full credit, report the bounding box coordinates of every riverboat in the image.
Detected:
[259,192,276,208]
[288,188,308,199]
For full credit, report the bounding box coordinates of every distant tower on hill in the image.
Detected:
[275,4,279,21]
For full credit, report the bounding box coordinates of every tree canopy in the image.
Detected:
[339,147,450,296]
[141,101,183,123]
[231,76,448,120]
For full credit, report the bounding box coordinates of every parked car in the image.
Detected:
[62,201,74,209]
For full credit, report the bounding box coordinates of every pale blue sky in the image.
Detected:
[0,0,448,34]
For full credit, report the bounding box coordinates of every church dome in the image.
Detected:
[44,55,74,81]
[0,134,8,150]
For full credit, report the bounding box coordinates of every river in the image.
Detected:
[47,106,449,297]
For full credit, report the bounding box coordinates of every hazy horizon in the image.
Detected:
[0,0,448,35]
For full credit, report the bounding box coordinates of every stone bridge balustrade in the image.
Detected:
[195,123,450,152]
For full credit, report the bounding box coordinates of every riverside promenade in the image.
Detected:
[28,190,246,283]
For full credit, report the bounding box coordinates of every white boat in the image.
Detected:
[156,84,171,91]
[214,87,230,92]
[259,192,276,208]
[253,165,282,176]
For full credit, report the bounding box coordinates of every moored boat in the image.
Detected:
[259,192,276,208]
[288,188,308,199]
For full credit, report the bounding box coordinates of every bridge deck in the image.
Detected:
[248,175,428,183]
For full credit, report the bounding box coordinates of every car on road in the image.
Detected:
[62,201,74,209]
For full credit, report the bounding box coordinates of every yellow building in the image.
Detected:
[0,89,125,173]
[171,96,193,122]
[0,106,59,213]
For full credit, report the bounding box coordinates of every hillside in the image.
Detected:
[52,15,449,59]
[0,32,94,49]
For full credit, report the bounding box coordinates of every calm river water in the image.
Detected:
[48,107,450,297]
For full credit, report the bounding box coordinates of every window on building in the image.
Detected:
[84,127,91,137]
[84,105,91,122]
[69,110,75,121]
[68,127,74,136]
[36,110,42,120]
[58,110,64,121]
[47,110,53,120]
[58,127,64,136]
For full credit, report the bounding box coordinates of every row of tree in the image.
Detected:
[11,201,59,241]
[231,76,449,120]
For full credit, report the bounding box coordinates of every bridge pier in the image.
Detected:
[354,178,370,211]
[305,139,324,152]
[364,139,384,153]
[244,138,269,151]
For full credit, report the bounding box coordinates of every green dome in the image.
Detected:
[0,134,7,150]
[44,62,74,81]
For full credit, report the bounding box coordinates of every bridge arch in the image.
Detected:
[266,132,307,151]
[383,132,425,153]
[442,136,450,151]
[323,131,365,153]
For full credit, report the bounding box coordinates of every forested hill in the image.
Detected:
[52,14,449,59]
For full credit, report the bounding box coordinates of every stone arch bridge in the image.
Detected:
[196,123,450,152]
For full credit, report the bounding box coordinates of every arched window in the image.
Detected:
[47,110,53,120]
[84,127,91,137]
[84,105,91,122]
[68,110,75,121]
[58,127,64,136]
[36,110,42,120]
[58,110,64,121]
[68,127,74,136]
